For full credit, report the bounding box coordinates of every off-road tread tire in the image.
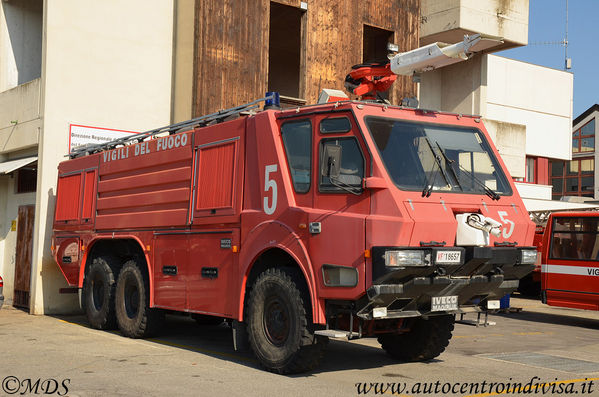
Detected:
[377,315,454,362]
[246,267,326,374]
[83,256,118,330]
[115,260,163,338]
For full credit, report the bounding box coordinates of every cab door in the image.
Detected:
[307,114,370,299]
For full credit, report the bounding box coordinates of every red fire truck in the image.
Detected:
[52,93,536,373]
[539,212,599,310]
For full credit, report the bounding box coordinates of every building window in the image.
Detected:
[268,2,304,99]
[16,163,37,194]
[362,25,394,101]
[573,119,595,153]
[363,25,393,63]
[525,157,536,183]
[550,157,594,199]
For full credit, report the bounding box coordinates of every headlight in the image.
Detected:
[520,249,538,265]
[384,250,429,267]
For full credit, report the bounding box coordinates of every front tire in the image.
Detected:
[115,260,162,338]
[83,256,118,330]
[246,268,325,374]
[377,315,454,361]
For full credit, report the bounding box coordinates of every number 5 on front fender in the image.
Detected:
[263,164,278,215]
[497,210,514,239]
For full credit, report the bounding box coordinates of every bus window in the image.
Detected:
[550,216,599,260]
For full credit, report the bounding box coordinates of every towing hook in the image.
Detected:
[466,214,502,237]
[435,267,447,276]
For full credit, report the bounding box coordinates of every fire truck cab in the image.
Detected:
[52,96,535,373]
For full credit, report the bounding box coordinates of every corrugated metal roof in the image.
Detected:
[0,156,37,174]
[522,197,599,212]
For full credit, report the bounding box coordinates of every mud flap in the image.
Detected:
[232,320,249,351]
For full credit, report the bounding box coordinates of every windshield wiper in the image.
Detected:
[433,141,500,201]
[456,163,501,201]
[435,142,463,192]
[422,137,450,197]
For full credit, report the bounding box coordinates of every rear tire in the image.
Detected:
[83,256,118,330]
[246,268,326,374]
[115,260,163,338]
[377,315,454,361]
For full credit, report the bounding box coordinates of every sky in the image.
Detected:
[499,0,599,118]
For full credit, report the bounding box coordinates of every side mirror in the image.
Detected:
[321,144,342,179]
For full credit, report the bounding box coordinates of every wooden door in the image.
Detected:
[14,205,35,309]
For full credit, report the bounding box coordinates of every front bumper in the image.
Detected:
[354,245,534,320]
[357,274,517,319]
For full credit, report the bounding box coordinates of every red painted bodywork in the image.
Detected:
[540,212,599,311]
[52,101,535,324]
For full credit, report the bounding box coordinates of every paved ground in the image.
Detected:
[2,295,599,396]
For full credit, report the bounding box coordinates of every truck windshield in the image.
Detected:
[365,117,512,196]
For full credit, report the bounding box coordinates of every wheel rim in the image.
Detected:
[91,274,104,311]
[263,295,290,346]
[123,275,140,319]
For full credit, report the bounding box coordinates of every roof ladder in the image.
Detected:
[68,94,276,159]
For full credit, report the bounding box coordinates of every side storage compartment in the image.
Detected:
[54,170,98,226]
[54,155,100,285]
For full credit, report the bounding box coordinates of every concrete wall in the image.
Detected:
[419,54,573,182]
[484,119,526,178]
[30,0,175,314]
[514,181,552,201]
[485,55,573,161]
[421,0,528,51]
[0,78,41,154]
[419,54,486,116]
[0,0,42,92]
[172,0,194,123]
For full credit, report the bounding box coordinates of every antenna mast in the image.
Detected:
[564,0,570,70]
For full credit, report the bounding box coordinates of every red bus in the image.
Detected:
[541,212,599,310]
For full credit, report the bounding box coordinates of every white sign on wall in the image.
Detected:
[69,124,138,153]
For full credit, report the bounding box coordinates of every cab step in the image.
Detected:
[314,329,350,338]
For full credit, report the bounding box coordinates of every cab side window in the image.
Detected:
[281,119,312,193]
[319,137,364,191]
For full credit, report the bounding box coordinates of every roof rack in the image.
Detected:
[69,94,275,159]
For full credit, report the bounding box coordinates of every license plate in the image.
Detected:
[436,250,461,264]
[431,295,458,312]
